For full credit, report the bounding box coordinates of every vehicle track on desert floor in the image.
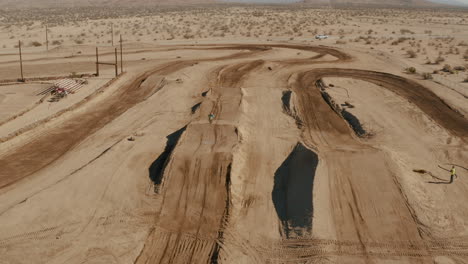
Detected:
[134,60,265,264]
[0,44,350,189]
[279,68,468,262]
[297,68,468,141]
[1,43,467,264]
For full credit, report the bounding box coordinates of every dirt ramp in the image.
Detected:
[137,124,236,264]
[0,74,167,189]
[149,126,187,193]
[303,68,468,141]
[272,143,318,239]
[0,47,267,190]
[289,72,357,148]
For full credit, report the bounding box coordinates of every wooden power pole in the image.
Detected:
[119,35,123,73]
[114,48,118,77]
[95,46,118,78]
[45,25,49,52]
[95,47,99,77]
[19,40,24,81]
[111,24,114,46]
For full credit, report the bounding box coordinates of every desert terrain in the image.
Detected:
[0,3,467,264]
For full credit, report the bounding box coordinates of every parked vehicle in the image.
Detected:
[315,34,329,40]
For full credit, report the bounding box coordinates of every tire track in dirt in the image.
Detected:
[0,71,167,189]
[135,60,264,264]
[286,70,437,262]
[0,46,272,189]
[283,65,468,261]
[0,44,349,264]
[301,68,468,141]
[0,45,270,66]
[1,217,467,260]
[5,44,454,263]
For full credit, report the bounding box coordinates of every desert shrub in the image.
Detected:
[400,29,414,34]
[422,72,432,79]
[464,76,468,83]
[335,40,347,44]
[454,66,466,71]
[51,40,61,45]
[442,64,455,74]
[30,41,42,47]
[74,39,84,44]
[398,37,409,43]
[252,11,264,17]
[464,49,468,60]
[407,50,417,58]
[435,56,445,64]
[69,72,80,78]
[405,67,417,74]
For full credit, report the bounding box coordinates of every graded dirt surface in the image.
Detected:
[0,40,467,264]
[0,83,49,123]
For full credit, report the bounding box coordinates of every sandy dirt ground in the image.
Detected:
[0,83,49,123]
[0,5,468,264]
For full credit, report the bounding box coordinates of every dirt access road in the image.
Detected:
[0,43,467,264]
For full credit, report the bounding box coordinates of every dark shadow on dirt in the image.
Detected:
[341,109,366,137]
[191,102,202,114]
[148,126,186,193]
[318,81,367,137]
[320,88,341,115]
[281,90,292,113]
[272,143,318,238]
[428,181,452,184]
[281,90,303,128]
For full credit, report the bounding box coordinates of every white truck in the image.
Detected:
[315,34,329,40]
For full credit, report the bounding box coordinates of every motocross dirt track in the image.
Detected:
[0,43,467,264]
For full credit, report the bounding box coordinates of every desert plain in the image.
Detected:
[0,3,468,264]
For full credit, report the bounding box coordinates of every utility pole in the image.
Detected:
[19,40,24,81]
[95,47,99,77]
[111,23,114,46]
[119,35,123,73]
[45,25,49,52]
[95,46,118,78]
[114,48,118,77]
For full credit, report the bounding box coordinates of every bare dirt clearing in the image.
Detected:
[0,6,468,261]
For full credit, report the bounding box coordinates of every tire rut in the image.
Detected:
[0,46,269,189]
[135,60,263,264]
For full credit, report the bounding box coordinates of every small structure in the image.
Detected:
[48,78,87,102]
